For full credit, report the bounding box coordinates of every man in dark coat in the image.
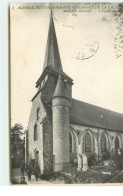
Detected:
[25,162,33,181]
[20,160,25,176]
[33,163,40,181]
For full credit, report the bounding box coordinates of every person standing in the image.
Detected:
[33,163,40,181]
[20,160,25,176]
[25,162,33,181]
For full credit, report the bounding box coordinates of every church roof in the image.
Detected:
[70,98,123,132]
[53,74,69,99]
[43,11,62,72]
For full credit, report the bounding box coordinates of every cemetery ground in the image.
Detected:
[11,164,123,185]
[41,165,123,184]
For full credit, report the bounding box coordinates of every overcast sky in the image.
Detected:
[10,3,123,130]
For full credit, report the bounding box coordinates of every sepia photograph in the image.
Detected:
[10,2,123,185]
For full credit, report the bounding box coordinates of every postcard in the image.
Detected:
[10,2,123,185]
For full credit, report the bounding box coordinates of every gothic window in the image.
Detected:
[34,124,38,141]
[101,135,107,152]
[69,132,72,153]
[37,108,40,120]
[85,133,91,152]
[115,136,120,150]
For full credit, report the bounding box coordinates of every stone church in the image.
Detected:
[26,11,123,174]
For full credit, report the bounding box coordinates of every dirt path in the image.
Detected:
[11,168,51,185]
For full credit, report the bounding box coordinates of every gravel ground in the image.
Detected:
[11,168,51,185]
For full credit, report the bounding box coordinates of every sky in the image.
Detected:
[10,3,123,130]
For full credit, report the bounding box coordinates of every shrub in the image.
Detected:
[88,153,98,167]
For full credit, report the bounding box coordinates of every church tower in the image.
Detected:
[52,74,71,171]
[28,10,73,174]
[35,11,73,104]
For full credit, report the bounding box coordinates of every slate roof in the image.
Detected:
[70,98,123,132]
[53,75,69,99]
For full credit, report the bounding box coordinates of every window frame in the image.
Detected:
[85,132,91,153]
[37,108,40,120]
[101,134,107,153]
[34,124,38,141]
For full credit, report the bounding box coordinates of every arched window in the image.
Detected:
[35,150,39,163]
[115,136,120,150]
[37,108,40,120]
[69,132,72,153]
[34,124,38,141]
[101,135,107,152]
[85,133,91,152]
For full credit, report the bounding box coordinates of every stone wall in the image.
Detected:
[43,117,53,173]
[52,97,70,172]
[28,92,46,174]
[41,74,58,104]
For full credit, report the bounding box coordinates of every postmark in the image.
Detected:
[74,41,99,60]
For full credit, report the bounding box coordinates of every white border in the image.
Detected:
[0,3,123,196]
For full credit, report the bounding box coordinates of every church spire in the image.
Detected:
[43,10,63,72]
[53,74,69,99]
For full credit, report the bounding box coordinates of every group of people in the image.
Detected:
[20,160,40,183]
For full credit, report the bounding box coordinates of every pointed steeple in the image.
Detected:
[53,74,69,99]
[43,10,63,72]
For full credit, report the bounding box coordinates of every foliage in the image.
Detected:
[110,149,123,170]
[11,123,23,143]
[11,123,25,168]
[102,151,110,161]
[40,170,123,184]
[88,153,98,167]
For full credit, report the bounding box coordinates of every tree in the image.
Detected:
[11,123,23,143]
[11,123,25,168]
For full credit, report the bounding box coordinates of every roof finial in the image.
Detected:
[49,3,53,16]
